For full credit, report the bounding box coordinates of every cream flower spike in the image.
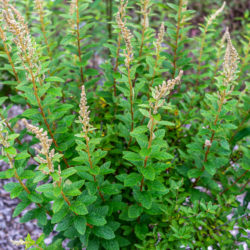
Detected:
[79,85,91,135]
[116,12,134,68]
[23,119,54,173]
[223,29,239,83]
[68,0,77,29]
[155,22,165,52]
[2,1,43,82]
[207,1,226,26]
[152,70,183,114]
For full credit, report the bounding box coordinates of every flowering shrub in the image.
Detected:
[0,0,249,249]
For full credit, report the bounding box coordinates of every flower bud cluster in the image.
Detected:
[223,30,239,84]
[140,0,150,28]
[10,239,25,246]
[207,2,226,27]
[152,70,183,114]
[0,120,10,149]
[155,22,165,53]
[79,85,91,136]
[2,1,44,83]
[68,0,77,30]
[118,0,128,18]
[116,12,133,68]
[147,71,183,138]
[35,0,43,13]
[23,119,54,173]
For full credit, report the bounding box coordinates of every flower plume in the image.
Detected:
[23,119,54,173]
[207,2,226,26]
[155,22,165,52]
[2,1,43,82]
[152,70,183,113]
[79,85,91,135]
[223,30,239,83]
[116,12,133,68]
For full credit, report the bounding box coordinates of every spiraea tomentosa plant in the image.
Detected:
[0,0,249,249]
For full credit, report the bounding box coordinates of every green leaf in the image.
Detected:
[152,151,173,160]
[22,108,40,118]
[141,167,155,181]
[53,198,65,213]
[0,169,14,179]
[139,109,150,118]
[28,193,43,203]
[130,126,148,136]
[101,239,120,250]
[188,169,203,178]
[47,87,62,97]
[123,151,142,162]
[20,170,35,179]
[56,216,72,232]
[36,184,54,193]
[8,134,19,141]
[135,223,148,240]
[33,172,47,183]
[37,208,47,225]
[4,147,16,156]
[63,180,85,196]
[15,151,30,160]
[220,139,230,150]
[74,216,86,235]
[61,168,77,178]
[5,183,23,198]
[13,201,31,217]
[64,188,81,196]
[128,205,143,218]
[85,68,99,76]
[87,213,107,226]
[158,120,175,126]
[46,76,65,82]
[149,180,169,194]
[0,96,8,106]
[232,127,250,144]
[25,234,35,248]
[51,206,69,224]
[102,183,120,195]
[204,161,217,176]
[86,182,97,195]
[167,3,179,11]
[124,173,142,187]
[70,200,88,215]
[93,225,115,240]
[140,192,152,209]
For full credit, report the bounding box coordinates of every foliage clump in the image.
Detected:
[0,0,249,249]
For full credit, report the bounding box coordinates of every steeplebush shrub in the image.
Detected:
[0,0,249,249]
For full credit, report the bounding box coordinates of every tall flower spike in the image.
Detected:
[223,30,239,83]
[10,239,25,247]
[0,120,10,149]
[35,0,43,12]
[2,1,43,82]
[118,0,128,17]
[155,22,165,52]
[23,119,54,173]
[207,2,226,26]
[79,85,91,136]
[116,12,134,68]
[152,70,183,114]
[221,27,229,45]
[68,0,77,30]
[141,0,150,28]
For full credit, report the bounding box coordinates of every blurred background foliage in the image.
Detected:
[0,0,249,96]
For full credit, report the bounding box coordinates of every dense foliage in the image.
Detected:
[0,0,249,249]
